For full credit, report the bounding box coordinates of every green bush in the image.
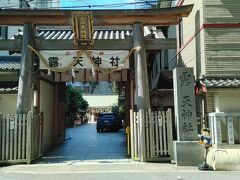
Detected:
[66,85,89,126]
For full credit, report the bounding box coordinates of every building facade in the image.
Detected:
[174,0,240,126]
[149,1,176,112]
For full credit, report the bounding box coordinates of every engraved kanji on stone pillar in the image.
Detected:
[173,67,198,141]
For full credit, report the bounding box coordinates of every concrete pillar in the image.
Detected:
[16,23,34,114]
[133,23,150,111]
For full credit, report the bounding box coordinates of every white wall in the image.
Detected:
[40,80,54,153]
[83,95,118,107]
[0,94,17,114]
[214,91,240,112]
[93,81,114,94]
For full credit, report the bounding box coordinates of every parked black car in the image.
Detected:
[96,112,119,132]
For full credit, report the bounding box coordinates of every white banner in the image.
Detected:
[39,50,129,69]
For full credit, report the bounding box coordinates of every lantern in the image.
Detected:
[150,89,161,107]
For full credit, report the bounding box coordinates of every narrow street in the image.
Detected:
[36,123,129,164]
[0,164,239,180]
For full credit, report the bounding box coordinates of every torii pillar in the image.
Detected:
[133,23,150,162]
[16,23,34,114]
[133,23,150,111]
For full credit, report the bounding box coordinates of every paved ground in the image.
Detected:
[36,123,129,164]
[1,162,239,180]
[1,124,239,179]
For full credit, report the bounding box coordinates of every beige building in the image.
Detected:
[173,0,240,126]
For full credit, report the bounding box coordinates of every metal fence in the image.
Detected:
[0,112,41,164]
[130,108,173,162]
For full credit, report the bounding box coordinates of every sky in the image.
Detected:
[0,0,161,10]
[60,0,149,10]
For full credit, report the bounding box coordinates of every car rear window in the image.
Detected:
[99,113,114,118]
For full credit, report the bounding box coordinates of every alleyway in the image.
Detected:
[36,123,129,164]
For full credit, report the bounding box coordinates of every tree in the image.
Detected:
[111,105,125,128]
[89,82,98,94]
[66,85,89,126]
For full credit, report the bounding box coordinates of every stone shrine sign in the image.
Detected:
[173,67,198,141]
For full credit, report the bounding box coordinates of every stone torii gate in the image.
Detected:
[0,6,193,162]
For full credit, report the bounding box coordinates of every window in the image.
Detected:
[0,26,7,39]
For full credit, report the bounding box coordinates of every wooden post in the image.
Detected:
[26,112,32,164]
[125,74,131,127]
[149,109,154,158]
[13,114,18,160]
[166,109,173,158]
[16,23,34,114]
[133,23,150,111]
[145,110,150,158]
[130,78,135,110]
[1,115,6,160]
[158,111,163,156]
[6,114,10,160]
[155,111,159,156]
[133,111,138,158]
[17,114,22,160]
[130,109,134,159]
[162,111,167,155]
[139,109,146,161]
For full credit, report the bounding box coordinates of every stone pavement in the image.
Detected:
[0,124,207,174]
[37,123,128,164]
[0,123,201,174]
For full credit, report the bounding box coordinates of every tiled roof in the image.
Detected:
[38,29,130,40]
[0,56,21,71]
[14,26,165,40]
[0,86,18,93]
[200,78,240,88]
[0,82,18,93]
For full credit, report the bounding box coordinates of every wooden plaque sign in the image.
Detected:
[72,12,94,45]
